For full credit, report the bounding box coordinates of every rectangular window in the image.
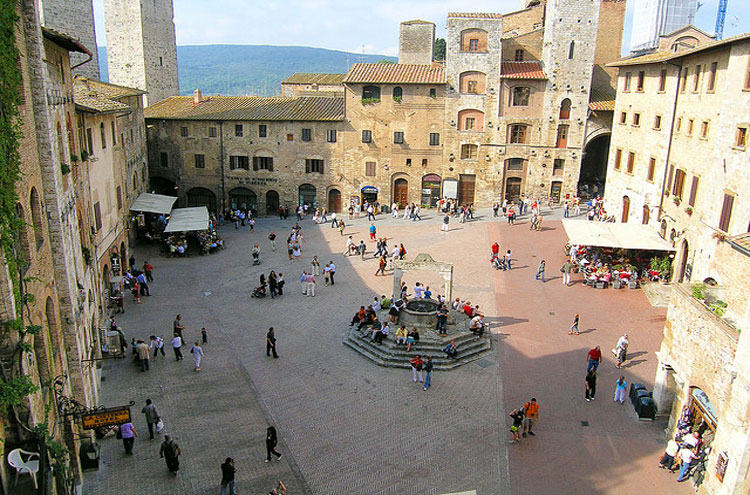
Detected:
[326,129,337,142]
[514,49,524,62]
[507,158,524,170]
[673,169,686,197]
[93,201,102,231]
[553,159,564,175]
[467,80,478,93]
[614,148,622,170]
[229,155,249,170]
[86,128,93,154]
[305,159,324,174]
[160,151,168,168]
[259,125,267,137]
[745,59,750,89]
[365,161,376,177]
[687,119,694,136]
[235,124,243,137]
[180,126,188,137]
[469,39,478,52]
[406,158,412,166]
[461,144,478,159]
[632,113,641,126]
[700,121,709,138]
[362,130,372,143]
[736,127,747,148]
[680,67,688,92]
[636,71,645,91]
[209,127,217,137]
[421,158,428,167]
[654,115,662,130]
[301,128,312,142]
[509,125,527,144]
[688,176,699,207]
[116,186,122,210]
[100,123,106,149]
[393,131,404,144]
[429,133,440,146]
[194,154,205,168]
[620,112,627,124]
[286,134,294,141]
[626,152,635,173]
[666,164,675,193]
[693,65,701,92]
[252,156,273,171]
[647,157,656,181]
[658,69,667,92]
[676,117,682,133]
[624,72,632,91]
[512,87,530,106]
[555,124,569,148]
[719,194,734,231]
[707,62,717,92]
[465,117,476,130]
[112,122,117,145]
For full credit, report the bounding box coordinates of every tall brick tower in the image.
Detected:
[103,0,179,106]
[39,0,99,78]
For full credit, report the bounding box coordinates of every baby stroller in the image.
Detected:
[251,285,267,298]
[492,255,506,270]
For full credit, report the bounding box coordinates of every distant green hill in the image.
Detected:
[98,45,396,97]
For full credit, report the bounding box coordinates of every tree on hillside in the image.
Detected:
[377,59,396,64]
[434,38,446,61]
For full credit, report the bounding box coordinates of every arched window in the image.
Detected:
[29,187,43,249]
[459,71,486,94]
[363,86,381,100]
[559,98,571,119]
[458,109,484,131]
[568,41,575,59]
[392,86,402,100]
[461,29,488,52]
[186,187,217,211]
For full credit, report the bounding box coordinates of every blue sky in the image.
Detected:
[93,0,749,55]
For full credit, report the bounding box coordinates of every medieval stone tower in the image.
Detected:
[39,0,99,78]
[398,20,436,64]
[103,0,179,106]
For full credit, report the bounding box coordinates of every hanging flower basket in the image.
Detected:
[672,196,681,206]
[685,206,693,215]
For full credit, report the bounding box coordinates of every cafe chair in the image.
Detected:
[8,448,40,489]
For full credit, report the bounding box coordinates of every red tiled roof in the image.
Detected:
[343,63,445,84]
[448,12,503,19]
[500,62,546,80]
[144,96,344,121]
[589,89,616,111]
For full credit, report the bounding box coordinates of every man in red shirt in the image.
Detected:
[586,345,602,372]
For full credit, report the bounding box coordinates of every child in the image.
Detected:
[201,327,208,344]
[569,313,580,335]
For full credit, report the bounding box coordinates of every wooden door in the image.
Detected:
[621,195,630,223]
[458,174,475,205]
[394,179,408,206]
[505,177,521,202]
[327,189,341,212]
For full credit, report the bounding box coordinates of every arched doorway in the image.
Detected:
[298,184,316,208]
[505,177,522,202]
[678,239,690,283]
[578,133,610,198]
[421,174,441,207]
[687,387,717,432]
[642,205,650,225]
[266,190,279,214]
[393,178,408,206]
[186,187,217,211]
[228,187,257,213]
[327,189,341,212]
[621,195,630,223]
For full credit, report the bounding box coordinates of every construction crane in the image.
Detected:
[715,0,728,40]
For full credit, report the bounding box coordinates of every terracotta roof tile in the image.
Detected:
[448,12,503,19]
[281,73,347,85]
[343,63,445,84]
[73,77,134,113]
[74,75,146,98]
[589,89,616,111]
[500,62,546,80]
[730,233,750,257]
[144,96,344,121]
[608,31,750,67]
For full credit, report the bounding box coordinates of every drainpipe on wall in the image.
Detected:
[657,60,683,224]
[219,121,226,211]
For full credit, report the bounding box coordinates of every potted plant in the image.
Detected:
[650,256,672,283]
[691,283,706,300]
[673,196,681,206]
[685,206,693,215]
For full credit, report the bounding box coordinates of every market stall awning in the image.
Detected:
[164,207,210,233]
[129,193,177,214]
[562,219,675,251]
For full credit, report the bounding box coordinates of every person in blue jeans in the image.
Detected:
[535,260,546,282]
[676,447,696,482]
[423,356,433,391]
[220,457,236,495]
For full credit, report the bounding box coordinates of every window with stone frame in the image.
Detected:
[460,144,478,160]
[259,125,267,137]
[459,71,486,94]
[654,115,662,130]
[719,194,734,231]
[632,113,641,126]
[658,69,667,92]
[508,124,528,144]
[235,124,243,137]
[363,86,381,100]
[392,86,403,100]
[116,186,122,210]
[180,126,188,137]
[672,168,686,197]
[555,124,569,148]
[302,128,312,142]
[707,62,717,92]
[327,129,337,142]
[693,65,702,92]
[514,49,524,62]
[461,29,487,52]
[620,112,627,124]
[362,130,372,143]
[209,126,217,137]
[365,161,376,176]
[458,109,484,131]
[553,159,564,175]
[687,119,694,136]
[194,154,205,168]
[559,98,571,119]
[229,155,249,170]
[647,157,656,182]
[624,72,632,92]
[100,123,106,149]
[305,159,324,174]
[512,87,530,107]
[112,122,117,145]
[506,158,524,170]
[429,133,440,146]
[626,152,635,174]
[688,176,699,207]
[393,132,404,144]
[160,151,168,168]
[94,201,102,231]
[745,59,750,89]
[736,127,747,148]
[613,149,622,170]
[700,121,709,139]
[680,67,688,92]
[636,71,645,91]
[253,156,273,171]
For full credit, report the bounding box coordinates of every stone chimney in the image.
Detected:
[399,20,435,65]
[193,89,202,104]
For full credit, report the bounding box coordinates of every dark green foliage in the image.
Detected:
[434,38,446,61]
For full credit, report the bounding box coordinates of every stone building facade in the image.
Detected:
[104,0,179,106]
[39,0,99,79]
[145,2,626,211]
[602,30,750,495]
[280,73,345,97]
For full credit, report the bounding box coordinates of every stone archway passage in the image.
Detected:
[579,134,611,198]
[266,190,279,214]
[393,253,454,303]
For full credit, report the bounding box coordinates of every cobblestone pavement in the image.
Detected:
[83,206,689,495]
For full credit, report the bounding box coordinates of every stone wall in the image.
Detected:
[39,0,99,79]
[399,21,435,65]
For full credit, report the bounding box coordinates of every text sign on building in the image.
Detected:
[81,406,132,430]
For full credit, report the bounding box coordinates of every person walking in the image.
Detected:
[305,272,316,297]
[191,341,204,371]
[269,271,279,298]
[676,446,697,482]
[585,370,597,401]
[586,345,602,371]
[311,256,320,276]
[159,435,181,475]
[173,314,185,341]
[277,273,285,295]
[369,223,377,241]
[569,313,580,336]
[561,260,573,286]
[136,340,151,371]
[150,335,166,358]
[268,232,277,251]
[614,375,627,404]
[201,327,208,344]
[141,399,161,440]
[615,334,629,368]
[535,260,546,282]
[505,249,512,270]
[171,335,183,361]
[423,356,433,391]
[266,327,278,358]
[410,355,424,383]
[441,213,450,232]
[509,407,524,444]
[375,256,387,276]
[220,458,236,495]
[143,261,154,282]
[265,426,283,462]
[330,212,338,228]
[412,204,421,221]
[328,262,336,285]
[118,422,137,455]
[269,481,287,495]
[522,398,539,437]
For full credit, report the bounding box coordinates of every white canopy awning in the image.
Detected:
[562,219,675,251]
[164,207,210,233]
[129,193,177,214]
